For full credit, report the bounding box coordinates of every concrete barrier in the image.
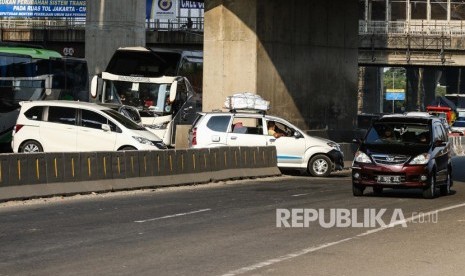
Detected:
[0,146,281,202]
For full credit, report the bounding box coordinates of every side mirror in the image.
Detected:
[169,81,178,103]
[434,139,446,147]
[294,131,303,138]
[101,124,111,132]
[45,76,52,96]
[90,76,98,98]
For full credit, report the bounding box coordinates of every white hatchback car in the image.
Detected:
[188,111,344,176]
[12,101,166,153]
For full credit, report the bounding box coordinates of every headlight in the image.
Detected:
[327,142,340,150]
[145,122,169,130]
[132,136,154,146]
[409,153,430,165]
[354,151,372,163]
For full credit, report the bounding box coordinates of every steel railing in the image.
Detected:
[0,17,204,31]
[359,20,465,36]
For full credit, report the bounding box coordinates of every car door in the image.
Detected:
[41,106,77,152]
[266,119,306,166]
[77,109,118,151]
[226,116,267,147]
[433,122,449,182]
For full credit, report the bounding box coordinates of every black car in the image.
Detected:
[352,114,452,199]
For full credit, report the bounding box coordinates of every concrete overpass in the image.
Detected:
[358,0,465,114]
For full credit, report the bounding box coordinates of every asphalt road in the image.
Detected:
[1,157,465,276]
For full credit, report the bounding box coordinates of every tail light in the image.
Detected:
[191,127,197,146]
[13,124,24,134]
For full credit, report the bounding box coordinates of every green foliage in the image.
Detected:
[383,67,406,90]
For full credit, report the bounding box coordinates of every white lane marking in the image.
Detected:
[221,202,465,276]
[291,193,309,197]
[134,208,211,223]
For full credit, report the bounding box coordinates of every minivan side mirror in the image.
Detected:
[101,124,111,132]
[294,131,303,138]
[434,139,446,147]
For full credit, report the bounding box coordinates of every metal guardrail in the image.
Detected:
[359,20,465,36]
[0,17,204,32]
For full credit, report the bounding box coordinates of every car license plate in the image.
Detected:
[377,175,401,184]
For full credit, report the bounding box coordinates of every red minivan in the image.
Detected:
[352,114,452,199]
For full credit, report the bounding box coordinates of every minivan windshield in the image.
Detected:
[365,122,431,145]
[102,109,146,130]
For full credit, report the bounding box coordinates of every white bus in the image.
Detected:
[90,47,202,147]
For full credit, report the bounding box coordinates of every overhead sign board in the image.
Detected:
[147,0,177,20]
[386,89,405,101]
[0,0,86,18]
[180,0,204,9]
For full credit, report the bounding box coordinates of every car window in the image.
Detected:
[81,109,117,131]
[433,123,446,141]
[266,119,294,137]
[48,106,76,125]
[206,115,231,132]
[24,106,43,121]
[231,117,263,135]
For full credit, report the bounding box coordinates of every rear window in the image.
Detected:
[24,106,43,121]
[206,115,231,132]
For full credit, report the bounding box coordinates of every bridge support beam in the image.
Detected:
[203,0,359,131]
[85,0,146,77]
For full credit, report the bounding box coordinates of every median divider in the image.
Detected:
[0,146,281,202]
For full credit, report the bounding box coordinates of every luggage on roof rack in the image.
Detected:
[224,92,270,112]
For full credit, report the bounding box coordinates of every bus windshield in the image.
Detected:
[102,79,172,116]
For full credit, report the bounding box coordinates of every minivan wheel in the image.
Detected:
[440,171,451,196]
[20,140,43,153]
[308,154,331,177]
[353,183,365,196]
[423,173,436,199]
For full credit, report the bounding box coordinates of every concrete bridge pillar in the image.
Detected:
[203,0,359,131]
[359,67,383,114]
[423,68,441,106]
[85,0,146,77]
[406,68,420,111]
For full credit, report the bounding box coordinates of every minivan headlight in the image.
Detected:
[132,136,154,146]
[354,151,372,163]
[327,142,340,150]
[409,153,430,165]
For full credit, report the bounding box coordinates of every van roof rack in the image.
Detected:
[229,109,266,115]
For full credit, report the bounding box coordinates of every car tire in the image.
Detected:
[120,146,137,151]
[423,173,436,199]
[20,140,43,153]
[440,170,452,196]
[353,183,364,197]
[373,187,383,195]
[308,154,332,177]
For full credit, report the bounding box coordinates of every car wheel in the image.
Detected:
[308,154,331,177]
[440,171,451,196]
[423,173,436,199]
[20,140,43,153]
[353,183,364,197]
[373,187,383,195]
[120,146,137,151]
